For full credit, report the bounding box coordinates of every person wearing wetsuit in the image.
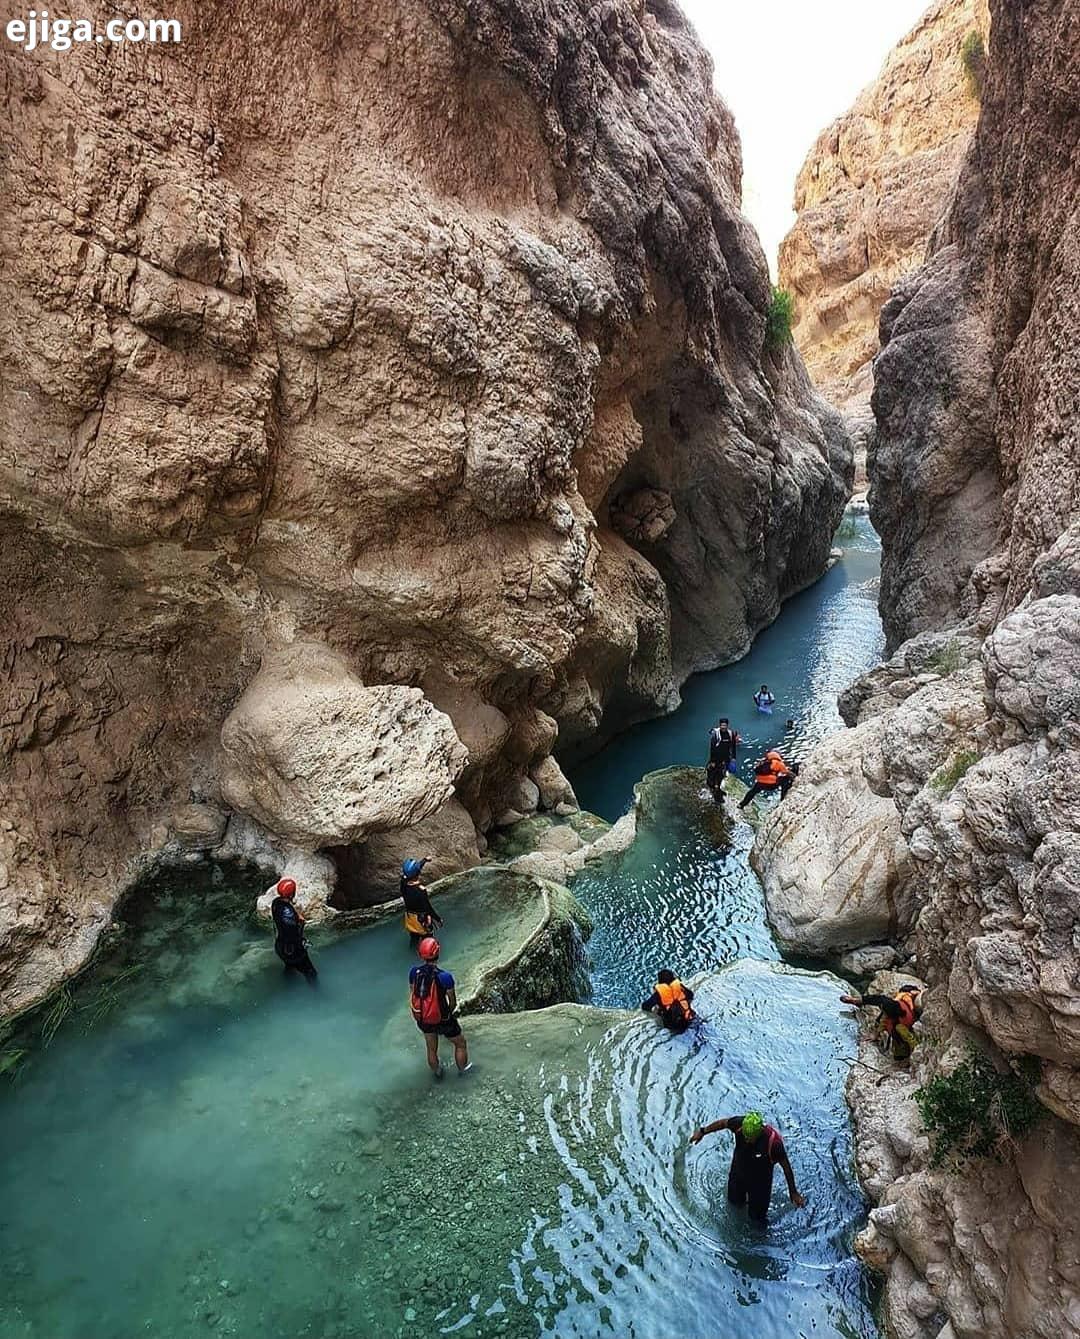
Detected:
[401,857,443,948]
[706,718,740,797]
[690,1112,805,1226]
[841,987,922,1061]
[641,969,696,1033]
[269,878,317,982]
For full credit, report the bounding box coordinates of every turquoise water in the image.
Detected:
[569,512,884,821]
[0,515,884,1339]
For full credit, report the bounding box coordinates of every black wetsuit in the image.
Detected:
[401,879,441,947]
[271,896,317,980]
[707,728,739,793]
[726,1118,786,1224]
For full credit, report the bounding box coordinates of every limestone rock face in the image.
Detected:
[815,1,1080,1328]
[751,718,915,959]
[869,0,1079,651]
[0,0,849,1015]
[220,645,468,849]
[778,0,984,444]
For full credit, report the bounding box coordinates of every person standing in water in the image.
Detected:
[409,937,471,1079]
[401,857,443,949]
[753,684,776,713]
[706,717,740,797]
[269,878,317,982]
[689,1111,805,1226]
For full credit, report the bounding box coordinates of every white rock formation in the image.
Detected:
[219,645,468,850]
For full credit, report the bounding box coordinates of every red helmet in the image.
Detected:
[417,937,440,961]
[276,878,297,898]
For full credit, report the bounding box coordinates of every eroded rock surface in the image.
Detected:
[0,0,849,1017]
[778,0,985,482]
[791,1,1080,1331]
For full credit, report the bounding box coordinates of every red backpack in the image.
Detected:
[410,965,449,1027]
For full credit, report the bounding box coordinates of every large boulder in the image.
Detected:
[751,718,915,958]
[219,645,467,849]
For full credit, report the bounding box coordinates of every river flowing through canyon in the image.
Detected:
[0,514,885,1339]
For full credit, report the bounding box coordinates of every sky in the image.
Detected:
[679,0,930,275]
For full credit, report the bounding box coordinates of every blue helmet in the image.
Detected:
[401,858,428,879]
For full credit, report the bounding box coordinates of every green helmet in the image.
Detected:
[741,1111,765,1141]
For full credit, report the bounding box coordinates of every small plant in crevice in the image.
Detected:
[961,30,985,99]
[925,638,963,676]
[930,748,979,795]
[765,286,795,351]
[915,1047,1042,1167]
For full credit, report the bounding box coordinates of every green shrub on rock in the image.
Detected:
[915,1047,1042,1167]
[765,286,795,351]
[931,747,979,794]
[962,30,986,99]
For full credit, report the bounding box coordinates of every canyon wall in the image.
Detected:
[0,0,849,1015]
[778,0,985,479]
[757,0,1080,1335]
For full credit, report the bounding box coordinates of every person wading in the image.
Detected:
[840,985,923,1062]
[738,750,795,808]
[689,1111,805,1226]
[706,718,740,798]
[409,937,471,1079]
[269,878,317,982]
[401,857,443,949]
[641,969,697,1033]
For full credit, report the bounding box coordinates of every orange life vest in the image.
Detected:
[884,990,919,1032]
[655,980,694,1025]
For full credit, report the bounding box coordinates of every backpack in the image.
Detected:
[410,965,449,1027]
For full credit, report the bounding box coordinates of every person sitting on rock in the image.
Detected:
[706,717,740,797]
[269,878,317,982]
[689,1111,805,1227]
[738,750,794,808]
[401,857,443,949]
[840,985,923,1062]
[641,969,697,1033]
[409,937,471,1080]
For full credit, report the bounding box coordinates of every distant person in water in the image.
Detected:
[753,685,776,713]
[706,717,740,797]
[785,718,796,732]
[400,857,443,948]
[409,937,471,1079]
[269,878,317,982]
[738,750,795,808]
[689,1111,805,1226]
[641,969,697,1032]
